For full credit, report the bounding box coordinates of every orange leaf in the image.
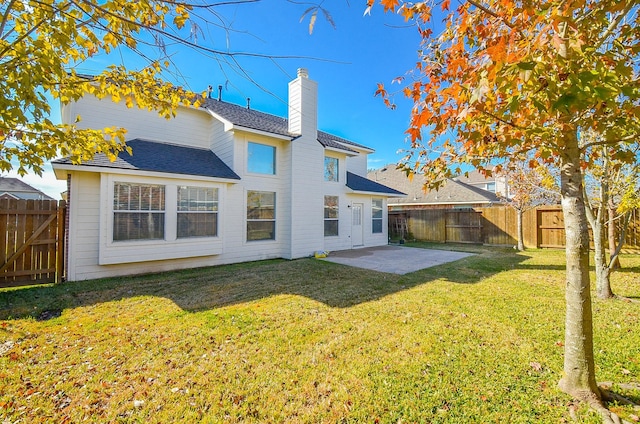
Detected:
[380,0,400,12]
[441,0,450,11]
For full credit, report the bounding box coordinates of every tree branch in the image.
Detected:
[466,0,514,29]
[581,133,638,150]
[0,0,18,39]
[608,210,630,269]
[72,0,341,62]
[594,1,636,51]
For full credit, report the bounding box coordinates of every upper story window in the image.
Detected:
[113,183,165,241]
[177,186,218,238]
[248,142,276,175]
[372,198,383,233]
[485,182,496,193]
[247,190,276,241]
[324,157,339,182]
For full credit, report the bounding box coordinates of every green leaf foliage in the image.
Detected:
[0,0,201,175]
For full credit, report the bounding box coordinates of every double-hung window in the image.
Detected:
[247,191,276,241]
[324,195,339,236]
[248,142,276,174]
[113,183,165,241]
[177,186,218,238]
[372,198,383,234]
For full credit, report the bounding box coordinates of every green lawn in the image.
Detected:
[1,246,639,423]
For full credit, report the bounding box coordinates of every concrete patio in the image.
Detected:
[320,245,474,275]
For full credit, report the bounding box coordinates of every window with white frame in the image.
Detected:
[248,142,276,174]
[324,195,339,236]
[177,186,218,238]
[113,182,165,241]
[324,157,339,182]
[247,191,276,241]
[372,198,383,234]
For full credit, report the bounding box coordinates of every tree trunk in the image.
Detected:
[592,212,614,299]
[557,134,601,402]
[607,204,621,270]
[517,208,525,251]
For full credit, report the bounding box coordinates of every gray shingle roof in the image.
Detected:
[0,177,54,200]
[53,139,240,180]
[202,98,370,153]
[367,165,501,205]
[346,172,406,196]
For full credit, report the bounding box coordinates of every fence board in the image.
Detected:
[445,210,482,243]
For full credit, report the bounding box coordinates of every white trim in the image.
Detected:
[388,201,496,206]
[234,127,293,141]
[324,146,358,156]
[349,189,405,198]
[52,164,239,184]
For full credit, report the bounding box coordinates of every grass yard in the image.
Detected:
[1,245,639,423]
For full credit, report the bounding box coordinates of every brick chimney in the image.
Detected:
[288,68,318,137]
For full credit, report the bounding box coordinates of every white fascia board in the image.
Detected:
[324,146,358,157]
[348,189,406,198]
[345,144,375,154]
[233,126,293,140]
[388,200,494,206]
[51,163,240,184]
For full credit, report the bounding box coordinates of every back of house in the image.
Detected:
[53,69,404,281]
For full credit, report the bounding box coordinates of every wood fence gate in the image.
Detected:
[0,199,66,287]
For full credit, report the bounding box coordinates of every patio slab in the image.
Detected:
[320,245,474,275]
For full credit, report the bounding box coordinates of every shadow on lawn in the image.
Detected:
[0,248,527,320]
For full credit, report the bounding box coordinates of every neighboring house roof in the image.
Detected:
[0,177,54,201]
[53,139,240,180]
[398,178,501,205]
[367,165,501,206]
[453,169,497,185]
[346,172,406,196]
[203,98,369,154]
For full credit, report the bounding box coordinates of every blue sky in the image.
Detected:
[8,1,445,199]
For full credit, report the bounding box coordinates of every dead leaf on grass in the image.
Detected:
[530,361,543,372]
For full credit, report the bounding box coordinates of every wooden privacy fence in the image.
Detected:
[1,199,66,287]
[389,206,640,250]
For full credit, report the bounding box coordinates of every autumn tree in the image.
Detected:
[501,160,559,251]
[371,0,640,420]
[0,0,282,175]
[583,146,640,299]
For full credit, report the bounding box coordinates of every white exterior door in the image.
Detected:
[352,203,364,247]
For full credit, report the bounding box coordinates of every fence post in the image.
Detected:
[56,200,66,283]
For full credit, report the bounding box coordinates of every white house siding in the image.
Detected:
[345,151,369,176]
[360,196,390,247]
[286,70,324,259]
[289,138,324,258]
[63,96,212,149]
[209,119,235,169]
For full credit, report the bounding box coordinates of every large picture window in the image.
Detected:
[113,183,165,241]
[372,198,383,234]
[247,191,276,241]
[324,157,339,182]
[324,195,339,236]
[177,186,218,238]
[248,142,276,174]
